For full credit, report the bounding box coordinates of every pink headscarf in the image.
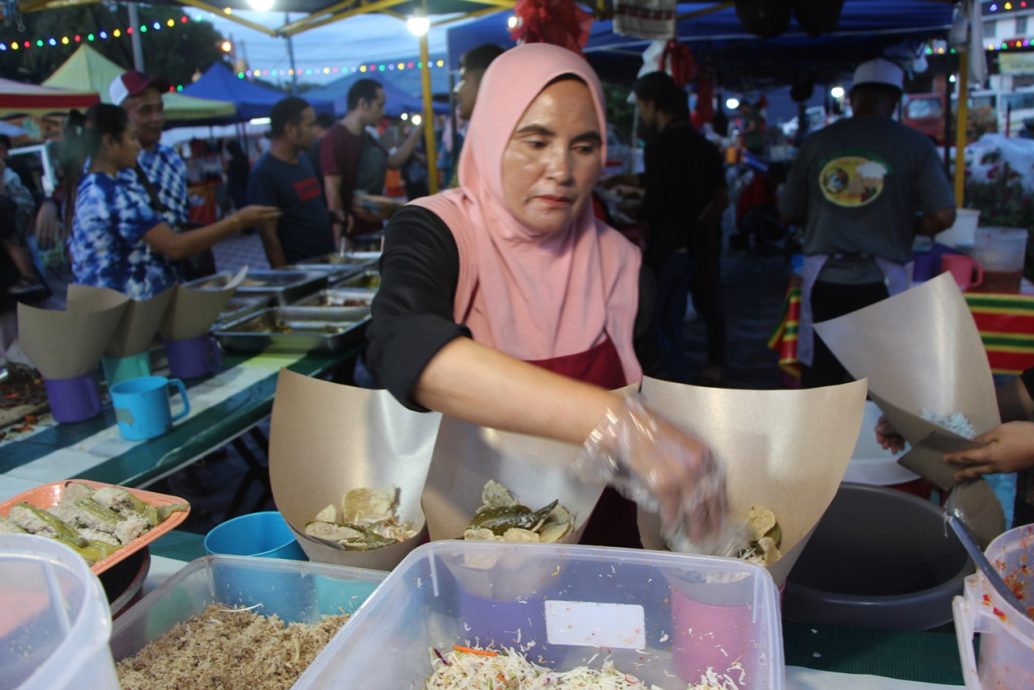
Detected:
[411,43,643,385]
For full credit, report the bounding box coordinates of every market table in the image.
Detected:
[768,275,1034,380]
[0,346,359,501]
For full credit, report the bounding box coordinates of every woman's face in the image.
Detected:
[500,79,602,235]
[106,124,141,171]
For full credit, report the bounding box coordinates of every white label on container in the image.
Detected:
[544,600,646,649]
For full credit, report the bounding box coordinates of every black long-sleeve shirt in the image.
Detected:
[366,206,660,410]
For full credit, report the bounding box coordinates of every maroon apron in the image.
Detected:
[525,334,642,549]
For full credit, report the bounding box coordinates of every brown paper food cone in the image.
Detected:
[636,377,867,587]
[421,416,609,545]
[159,267,247,341]
[68,284,175,358]
[269,369,441,571]
[814,273,1000,490]
[17,293,129,380]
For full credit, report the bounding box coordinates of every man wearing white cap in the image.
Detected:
[109,71,189,233]
[781,57,957,388]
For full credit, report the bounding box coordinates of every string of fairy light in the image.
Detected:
[0,9,448,89]
[0,15,195,52]
[238,59,446,80]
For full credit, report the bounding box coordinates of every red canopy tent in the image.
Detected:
[0,77,99,117]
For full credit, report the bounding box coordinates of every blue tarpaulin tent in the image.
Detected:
[183,63,335,121]
[304,72,450,118]
[447,0,955,87]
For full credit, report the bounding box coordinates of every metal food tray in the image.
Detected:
[285,260,368,282]
[332,269,381,290]
[292,288,376,308]
[213,306,369,353]
[213,294,272,328]
[296,252,379,267]
[186,270,328,305]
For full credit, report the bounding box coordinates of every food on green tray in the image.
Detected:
[920,408,977,439]
[462,480,573,544]
[735,505,783,566]
[304,487,416,550]
[116,604,349,690]
[425,645,741,689]
[1,483,187,565]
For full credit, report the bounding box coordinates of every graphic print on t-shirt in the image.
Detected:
[293,177,322,203]
[818,155,889,208]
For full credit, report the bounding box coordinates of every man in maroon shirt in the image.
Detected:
[320,79,421,243]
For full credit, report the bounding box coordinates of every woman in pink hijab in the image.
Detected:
[367,44,726,546]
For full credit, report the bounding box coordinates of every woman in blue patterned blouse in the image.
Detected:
[68,104,279,299]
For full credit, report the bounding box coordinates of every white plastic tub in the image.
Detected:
[0,534,118,690]
[936,208,980,248]
[296,541,785,689]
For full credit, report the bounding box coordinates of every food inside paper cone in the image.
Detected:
[920,409,977,439]
[304,487,417,550]
[462,480,574,544]
[664,505,783,567]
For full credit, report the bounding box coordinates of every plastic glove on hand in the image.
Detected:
[577,396,733,552]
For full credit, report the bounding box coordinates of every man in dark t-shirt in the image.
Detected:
[248,97,334,266]
[320,79,421,242]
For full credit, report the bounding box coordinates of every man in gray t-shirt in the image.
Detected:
[781,58,956,388]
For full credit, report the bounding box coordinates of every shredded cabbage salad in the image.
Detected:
[425,646,741,690]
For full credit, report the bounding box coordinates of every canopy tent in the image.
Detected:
[182,62,334,120]
[43,45,237,123]
[304,71,450,117]
[0,77,99,117]
[447,0,956,88]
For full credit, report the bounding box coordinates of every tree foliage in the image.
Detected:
[0,4,229,88]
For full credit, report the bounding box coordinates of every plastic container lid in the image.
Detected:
[0,534,118,690]
[296,541,785,689]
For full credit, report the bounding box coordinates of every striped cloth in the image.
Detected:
[964,292,1034,375]
[769,280,1034,377]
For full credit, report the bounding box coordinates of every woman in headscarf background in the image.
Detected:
[67,104,279,299]
[367,44,727,547]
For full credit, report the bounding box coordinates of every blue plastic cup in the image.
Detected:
[204,511,308,560]
[110,376,190,441]
[205,512,310,620]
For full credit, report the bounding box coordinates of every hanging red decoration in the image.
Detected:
[510,0,593,56]
[658,39,696,87]
[691,74,715,128]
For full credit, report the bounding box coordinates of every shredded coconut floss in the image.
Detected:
[116,604,349,690]
[425,645,741,690]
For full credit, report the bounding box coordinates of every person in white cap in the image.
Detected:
[780,57,957,388]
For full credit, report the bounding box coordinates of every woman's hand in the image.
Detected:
[875,414,906,453]
[580,397,728,544]
[232,205,281,228]
[944,422,1034,480]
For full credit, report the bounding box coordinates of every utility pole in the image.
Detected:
[127,3,144,72]
[284,12,298,94]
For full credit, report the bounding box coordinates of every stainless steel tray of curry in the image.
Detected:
[213,306,369,353]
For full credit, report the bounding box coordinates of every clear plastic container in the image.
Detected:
[0,534,119,690]
[109,554,386,679]
[972,226,1029,293]
[954,523,1034,689]
[297,541,785,689]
